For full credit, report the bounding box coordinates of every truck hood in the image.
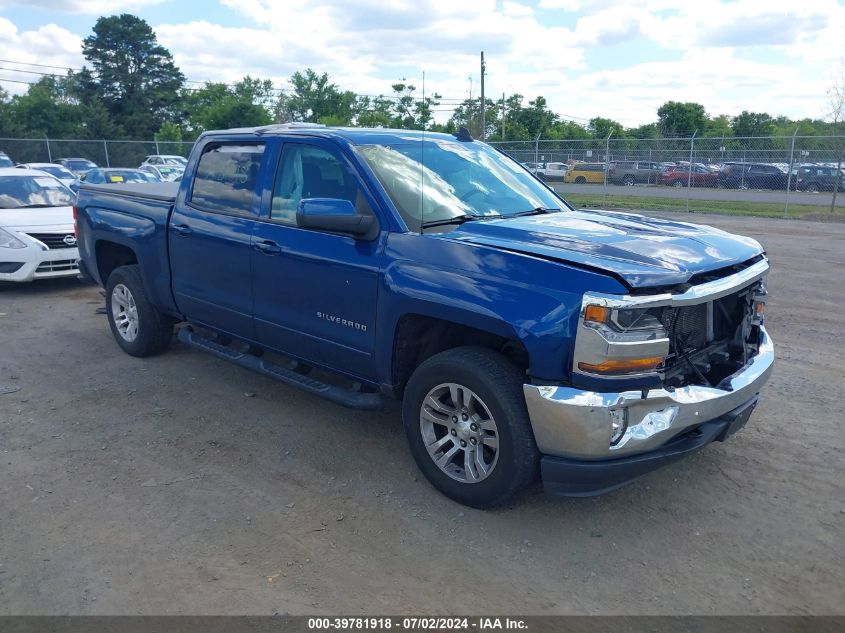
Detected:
[444,209,764,289]
[1,206,74,229]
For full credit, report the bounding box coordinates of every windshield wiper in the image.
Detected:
[509,207,561,217]
[420,215,479,229]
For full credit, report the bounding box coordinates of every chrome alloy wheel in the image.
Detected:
[419,382,500,483]
[111,283,139,342]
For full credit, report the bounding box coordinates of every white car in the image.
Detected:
[140,154,188,167]
[0,168,80,283]
[16,162,78,189]
[535,161,568,180]
[139,164,184,182]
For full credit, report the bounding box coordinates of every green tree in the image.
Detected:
[352,95,394,127]
[4,76,83,138]
[704,115,732,138]
[449,97,499,138]
[184,77,273,133]
[486,94,527,141]
[386,81,441,129]
[517,96,558,139]
[626,122,658,139]
[280,69,356,124]
[587,116,624,139]
[731,111,775,138]
[657,101,707,137]
[82,13,185,138]
[155,121,183,143]
[549,119,591,140]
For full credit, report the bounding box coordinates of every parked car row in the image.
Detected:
[0,152,187,181]
[526,158,843,192]
[0,154,188,285]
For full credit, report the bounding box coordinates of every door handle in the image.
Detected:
[172,224,193,236]
[254,240,282,255]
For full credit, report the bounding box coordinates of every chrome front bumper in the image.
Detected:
[523,327,774,460]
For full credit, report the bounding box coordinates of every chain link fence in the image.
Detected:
[489,134,845,215]
[0,138,195,168]
[2,134,842,214]
[490,135,845,167]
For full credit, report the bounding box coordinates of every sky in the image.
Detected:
[0,0,843,128]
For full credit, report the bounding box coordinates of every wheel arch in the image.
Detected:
[388,312,529,399]
[95,239,139,286]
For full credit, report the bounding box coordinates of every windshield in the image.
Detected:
[100,170,149,183]
[0,175,76,209]
[35,165,75,179]
[357,140,564,230]
[157,166,183,180]
[68,160,97,171]
[0,155,13,168]
[164,157,187,165]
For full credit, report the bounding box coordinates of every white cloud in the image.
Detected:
[0,17,83,94]
[537,0,582,10]
[1,0,842,127]
[0,0,169,13]
[502,1,533,17]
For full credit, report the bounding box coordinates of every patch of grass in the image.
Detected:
[562,193,845,219]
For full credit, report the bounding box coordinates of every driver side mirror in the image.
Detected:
[296,198,375,238]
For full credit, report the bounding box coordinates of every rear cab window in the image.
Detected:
[189,142,266,215]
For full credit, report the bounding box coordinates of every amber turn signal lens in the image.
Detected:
[584,304,610,324]
[754,302,765,316]
[578,357,664,375]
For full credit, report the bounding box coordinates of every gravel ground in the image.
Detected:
[1,212,843,615]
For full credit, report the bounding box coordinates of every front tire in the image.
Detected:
[402,347,539,509]
[106,265,174,357]
[574,176,586,184]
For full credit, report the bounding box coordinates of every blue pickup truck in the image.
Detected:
[75,124,773,508]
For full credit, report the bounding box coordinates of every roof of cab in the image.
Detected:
[201,123,462,146]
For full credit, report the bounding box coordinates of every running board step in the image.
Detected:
[178,327,384,411]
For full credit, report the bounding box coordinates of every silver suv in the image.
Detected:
[608,161,661,186]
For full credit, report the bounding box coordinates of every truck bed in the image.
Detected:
[78,182,179,202]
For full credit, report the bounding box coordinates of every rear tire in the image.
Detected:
[806,183,820,193]
[106,265,174,357]
[402,347,539,509]
[672,179,685,187]
[574,176,586,184]
[623,175,635,186]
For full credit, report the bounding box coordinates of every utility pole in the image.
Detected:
[501,92,505,140]
[784,127,799,217]
[480,51,486,140]
[686,130,698,213]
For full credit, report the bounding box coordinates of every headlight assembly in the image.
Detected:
[575,304,670,376]
[0,228,26,249]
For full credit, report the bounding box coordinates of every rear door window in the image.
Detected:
[190,143,266,216]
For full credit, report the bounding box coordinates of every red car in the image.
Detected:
[658,163,718,188]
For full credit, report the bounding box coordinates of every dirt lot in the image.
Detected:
[1,212,843,615]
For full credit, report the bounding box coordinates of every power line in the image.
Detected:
[0,77,38,86]
[0,57,586,124]
[0,57,471,103]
